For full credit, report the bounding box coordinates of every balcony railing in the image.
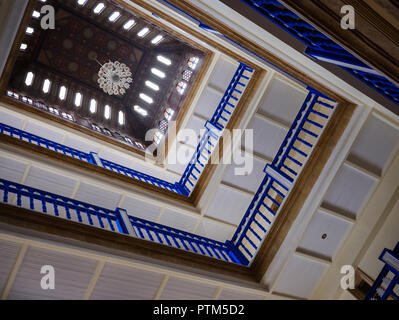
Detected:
[0,178,242,264]
[0,86,336,266]
[366,242,399,300]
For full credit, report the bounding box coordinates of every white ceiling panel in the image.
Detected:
[244,116,287,160]
[8,247,97,299]
[196,219,236,242]
[74,182,121,210]
[24,122,64,143]
[222,151,265,193]
[63,136,100,154]
[273,254,327,299]
[0,240,21,294]
[159,209,197,233]
[160,276,216,300]
[0,110,25,129]
[24,166,77,197]
[183,115,206,147]
[206,185,252,225]
[167,144,195,175]
[322,164,377,218]
[0,155,27,183]
[90,263,163,300]
[348,115,399,175]
[218,288,264,300]
[98,149,132,168]
[298,210,353,260]
[258,78,307,126]
[195,86,223,119]
[121,196,161,222]
[208,58,238,92]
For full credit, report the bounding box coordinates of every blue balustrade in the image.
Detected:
[366,242,399,300]
[243,0,399,105]
[179,62,253,195]
[0,123,95,163]
[0,178,245,264]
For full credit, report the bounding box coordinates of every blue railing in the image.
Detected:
[231,88,336,262]
[243,0,399,106]
[366,242,399,300]
[0,123,95,164]
[179,63,253,195]
[0,85,336,265]
[0,178,243,264]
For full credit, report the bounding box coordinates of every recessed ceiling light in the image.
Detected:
[151,35,163,44]
[123,19,135,30]
[157,55,171,66]
[93,3,105,14]
[145,80,159,91]
[151,68,165,78]
[139,93,153,104]
[137,27,149,37]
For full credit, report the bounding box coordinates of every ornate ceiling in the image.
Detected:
[7,0,205,152]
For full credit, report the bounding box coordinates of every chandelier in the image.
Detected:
[97,61,133,96]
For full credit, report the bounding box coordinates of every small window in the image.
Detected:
[188,57,199,70]
[145,81,159,91]
[77,0,88,6]
[118,111,125,125]
[32,11,40,18]
[123,19,136,30]
[25,72,34,86]
[182,70,193,81]
[104,105,111,120]
[134,105,148,117]
[42,79,51,93]
[137,27,149,37]
[151,68,165,78]
[139,93,153,104]
[176,81,187,95]
[151,35,163,45]
[74,92,82,107]
[93,3,105,14]
[108,11,121,22]
[164,108,175,121]
[20,43,28,51]
[153,131,164,144]
[26,27,34,35]
[59,86,67,100]
[90,99,97,113]
[157,55,172,66]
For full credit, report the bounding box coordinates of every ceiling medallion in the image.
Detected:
[97,61,133,96]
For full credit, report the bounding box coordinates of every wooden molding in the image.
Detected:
[0,203,255,282]
[280,0,399,85]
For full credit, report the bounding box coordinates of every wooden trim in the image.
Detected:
[190,68,267,205]
[0,203,256,282]
[0,132,194,206]
[280,0,399,85]
[249,101,357,280]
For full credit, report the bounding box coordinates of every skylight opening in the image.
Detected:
[151,68,165,78]
[90,99,97,113]
[118,111,125,125]
[42,79,51,93]
[151,35,163,45]
[20,43,28,51]
[134,105,148,117]
[74,92,82,107]
[26,27,34,35]
[137,27,149,37]
[108,11,121,22]
[139,93,154,104]
[25,72,34,86]
[145,81,159,91]
[104,105,111,120]
[157,55,171,66]
[123,19,136,30]
[59,86,67,100]
[32,11,40,18]
[93,3,105,14]
[77,0,88,6]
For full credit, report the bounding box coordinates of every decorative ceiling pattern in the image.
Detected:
[6,0,205,151]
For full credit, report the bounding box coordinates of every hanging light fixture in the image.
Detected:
[97,61,133,96]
